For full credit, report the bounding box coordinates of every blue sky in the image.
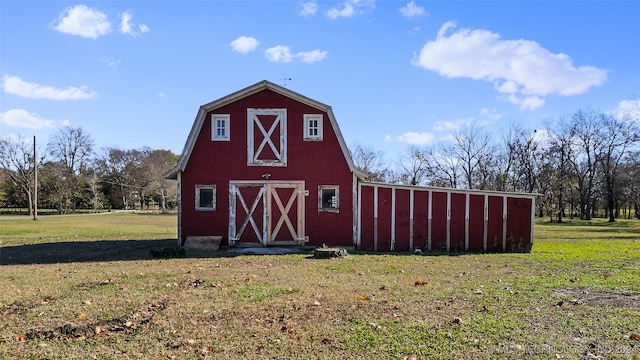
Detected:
[1,1,639,163]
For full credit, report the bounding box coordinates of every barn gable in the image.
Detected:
[167,80,364,248]
[168,80,359,178]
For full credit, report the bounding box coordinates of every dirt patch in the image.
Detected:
[554,287,640,312]
[16,298,169,342]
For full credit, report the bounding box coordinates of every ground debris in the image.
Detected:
[19,298,169,342]
[553,288,640,311]
[312,244,348,259]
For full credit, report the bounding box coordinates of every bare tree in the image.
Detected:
[422,142,461,188]
[451,124,497,190]
[0,136,38,216]
[351,144,389,182]
[46,126,95,212]
[545,120,575,223]
[141,149,178,211]
[48,126,94,175]
[567,109,605,220]
[599,114,640,221]
[396,146,429,186]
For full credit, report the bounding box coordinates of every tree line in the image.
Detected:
[2,107,639,221]
[351,108,640,222]
[0,126,178,215]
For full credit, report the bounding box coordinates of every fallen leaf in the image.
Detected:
[414,280,428,286]
[15,333,26,342]
[76,314,86,322]
[358,295,370,301]
[630,333,640,340]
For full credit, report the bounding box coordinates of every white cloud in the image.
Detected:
[480,108,502,121]
[157,92,167,98]
[385,131,435,145]
[230,36,260,54]
[297,49,328,63]
[612,98,640,121]
[265,45,294,63]
[119,10,150,37]
[2,75,97,100]
[0,109,68,129]
[412,22,608,111]
[433,118,473,131]
[50,5,111,39]
[327,0,375,19]
[264,46,328,63]
[100,56,121,68]
[299,2,319,17]
[400,1,427,19]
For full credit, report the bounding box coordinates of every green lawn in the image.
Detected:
[1,214,638,359]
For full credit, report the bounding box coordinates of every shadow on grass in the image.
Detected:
[0,239,180,265]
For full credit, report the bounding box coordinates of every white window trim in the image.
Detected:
[211,114,230,141]
[247,108,287,166]
[303,114,323,141]
[195,185,216,211]
[318,185,339,213]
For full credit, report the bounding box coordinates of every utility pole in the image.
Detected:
[33,135,38,220]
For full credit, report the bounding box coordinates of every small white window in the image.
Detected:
[195,185,216,211]
[212,114,230,141]
[318,185,339,212]
[304,114,323,141]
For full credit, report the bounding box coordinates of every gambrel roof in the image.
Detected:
[166,80,362,179]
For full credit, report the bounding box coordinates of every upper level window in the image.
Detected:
[304,114,323,141]
[212,114,230,141]
[195,185,216,211]
[318,185,339,213]
[247,108,287,166]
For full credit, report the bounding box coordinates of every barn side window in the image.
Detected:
[195,185,216,211]
[318,185,339,213]
[303,114,323,141]
[211,114,230,141]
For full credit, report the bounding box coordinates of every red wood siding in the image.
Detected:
[468,194,485,251]
[177,83,536,253]
[486,196,504,252]
[413,190,429,251]
[180,89,354,247]
[358,184,535,253]
[506,197,533,252]
[430,191,447,251]
[376,187,393,251]
[450,193,466,252]
[394,189,411,251]
[359,186,375,251]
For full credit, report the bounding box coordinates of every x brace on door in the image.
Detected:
[229,181,305,246]
[233,185,266,244]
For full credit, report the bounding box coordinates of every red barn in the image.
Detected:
[167,80,536,252]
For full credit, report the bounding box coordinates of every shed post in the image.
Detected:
[465,193,470,251]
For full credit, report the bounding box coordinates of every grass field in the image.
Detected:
[1,213,639,359]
